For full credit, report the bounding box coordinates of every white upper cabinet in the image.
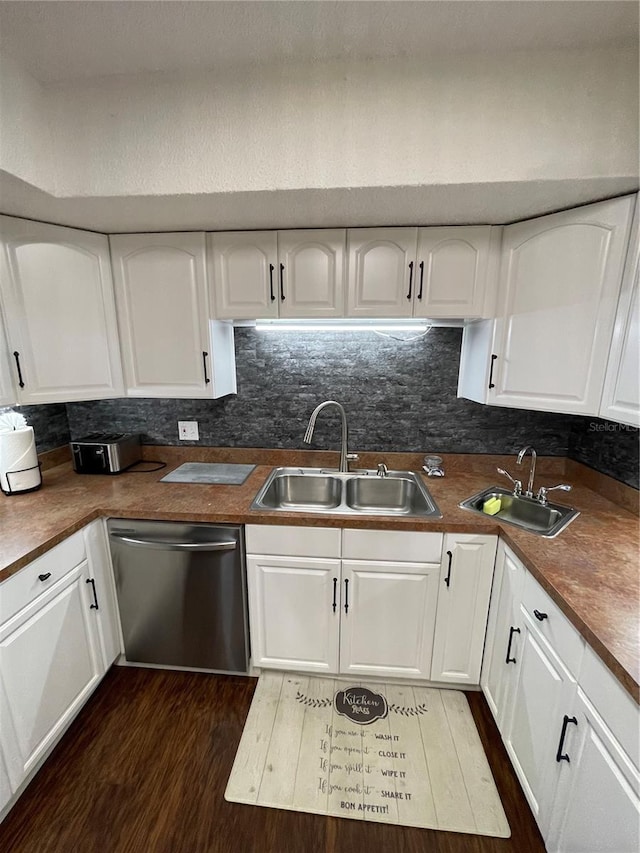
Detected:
[209,231,278,320]
[0,216,124,404]
[415,226,497,318]
[0,308,16,407]
[347,226,497,319]
[111,232,236,399]
[347,228,418,317]
[458,196,636,416]
[210,230,345,319]
[600,199,640,427]
[277,230,345,318]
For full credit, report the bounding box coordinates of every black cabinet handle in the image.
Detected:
[488,354,497,389]
[279,263,285,301]
[332,577,338,613]
[556,715,578,763]
[13,351,25,388]
[534,609,548,621]
[417,261,424,300]
[344,578,349,614]
[269,264,276,301]
[38,572,51,582]
[407,261,414,300]
[86,578,99,610]
[444,550,453,587]
[202,351,210,384]
[506,626,520,664]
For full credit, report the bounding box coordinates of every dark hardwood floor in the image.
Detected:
[0,667,545,853]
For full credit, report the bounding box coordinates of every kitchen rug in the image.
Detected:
[225,672,510,837]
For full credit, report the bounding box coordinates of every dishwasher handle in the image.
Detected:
[110,533,237,552]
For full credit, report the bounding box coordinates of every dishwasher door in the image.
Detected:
[107,519,249,674]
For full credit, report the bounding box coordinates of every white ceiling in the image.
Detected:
[0,0,638,85]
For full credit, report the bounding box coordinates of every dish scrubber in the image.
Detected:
[482,496,502,515]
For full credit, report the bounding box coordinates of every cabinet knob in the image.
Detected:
[533,609,548,621]
[38,572,51,582]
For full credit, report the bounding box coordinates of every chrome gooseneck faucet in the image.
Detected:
[516,445,537,497]
[303,400,349,472]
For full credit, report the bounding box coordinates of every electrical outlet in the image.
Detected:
[178,420,199,441]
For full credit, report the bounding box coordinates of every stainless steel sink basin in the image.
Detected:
[346,475,434,515]
[256,473,342,509]
[459,486,579,537]
[251,467,442,518]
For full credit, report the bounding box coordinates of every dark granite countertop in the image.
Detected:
[1,447,638,703]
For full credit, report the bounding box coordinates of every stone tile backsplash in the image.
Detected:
[18,328,637,489]
[65,328,574,454]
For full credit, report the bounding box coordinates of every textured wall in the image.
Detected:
[2,49,637,202]
[568,417,639,489]
[66,328,575,456]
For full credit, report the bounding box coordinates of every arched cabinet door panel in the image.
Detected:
[209,231,278,320]
[489,196,635,415]
[0,216,124,403]
[347,228,418,317]
[111,232,236,399]
[277,230,345,318]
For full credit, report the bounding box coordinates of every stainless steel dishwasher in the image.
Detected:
[107,519,249,674]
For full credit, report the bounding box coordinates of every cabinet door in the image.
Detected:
[501,609,577,836]
[0,746,11,818]
[0,561,103,790]
[415,226,494,319]
[111,232,235,398]
[0,216,124,403]
[246,555,340,674]
[209,231,278,320]
[481,543,526,730]
[430,534,496,685]
[490,196,635,415]
[339,559,439,679]
[277,230,345,318]
[0,309,15,407]
[600,198,639,427]
[84,520,122,669]
[347,228,417,317]
[546,688,640,853]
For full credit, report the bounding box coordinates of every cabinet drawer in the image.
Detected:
[579,646,639,768]
[0,532,86,625]
[521,571,584,677]
[342,529,443,562]
[245,524,341,558]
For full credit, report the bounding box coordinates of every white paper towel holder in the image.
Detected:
[1,461,42,496]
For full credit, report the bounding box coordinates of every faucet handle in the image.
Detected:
[376,463,388,478]
[497,467,522,496]
[536,484,572,505]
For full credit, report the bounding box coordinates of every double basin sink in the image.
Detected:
[251,467,442,518]
[251,467,579,536]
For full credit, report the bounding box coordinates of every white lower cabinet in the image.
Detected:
[246,555,341,673]
[0,523,121,820]
[501,608,578,835]
[481,541,526,728]
[246,525,498,684]
[481,545,640,851]
[546,686,640,853]
[0,560,103,791]
[430,533,497,685]
[246,525,445,679]
[339,559,439,679]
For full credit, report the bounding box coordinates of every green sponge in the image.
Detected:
[482,497,502,516]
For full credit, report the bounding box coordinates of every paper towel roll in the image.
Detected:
[0,427,40,493]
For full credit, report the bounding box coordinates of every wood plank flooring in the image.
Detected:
[0,667,545,853]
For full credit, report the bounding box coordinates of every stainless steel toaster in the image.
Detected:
[71,433,142,474]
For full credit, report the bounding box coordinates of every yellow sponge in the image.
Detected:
[482,497,502,516]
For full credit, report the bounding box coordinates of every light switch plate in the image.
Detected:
[178,420,199,441]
